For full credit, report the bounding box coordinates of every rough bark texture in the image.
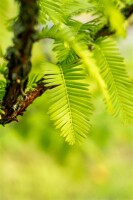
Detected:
[0,0,39,124]
[0,81,47,125]
[4,0,38,110]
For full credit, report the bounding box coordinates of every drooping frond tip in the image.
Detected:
[94,37,133,124]
[43,62,93,145]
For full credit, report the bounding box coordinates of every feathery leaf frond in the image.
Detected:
[39,0,64,23]
[94,37,133,123]
[0,80,5,100]
[27,73,45,91]
[43,62,93,144]
[0,57,6,100]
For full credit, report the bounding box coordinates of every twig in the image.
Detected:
[0,81,48,125]
[95,3,133,39]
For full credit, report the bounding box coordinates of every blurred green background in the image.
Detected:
[0,1,133,199]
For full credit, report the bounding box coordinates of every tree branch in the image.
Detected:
[0,2,133,125]
[3,0,38,112]
[0,81,48,125]
[0,0,39,124]
[95,3,133,39]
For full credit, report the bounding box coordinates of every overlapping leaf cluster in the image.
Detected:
[0,0,133,144]
[37,0,133,144]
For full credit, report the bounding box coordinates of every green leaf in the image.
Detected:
[94,36,133,123]
[39,0,64,23]
[43,62,93,144]
[0,80,5,100]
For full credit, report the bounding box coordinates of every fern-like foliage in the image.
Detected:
[0,57,6,100]
[93,37,133,123]
[27,73,45,91]
[37,0,133,143]
[0,0,133,143]
[43,62,93,144]
[39,0,64,23]
[0,80,5,101]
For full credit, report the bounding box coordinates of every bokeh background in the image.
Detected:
[0,1,133,199]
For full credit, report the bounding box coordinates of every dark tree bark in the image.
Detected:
[0,0,39,124]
